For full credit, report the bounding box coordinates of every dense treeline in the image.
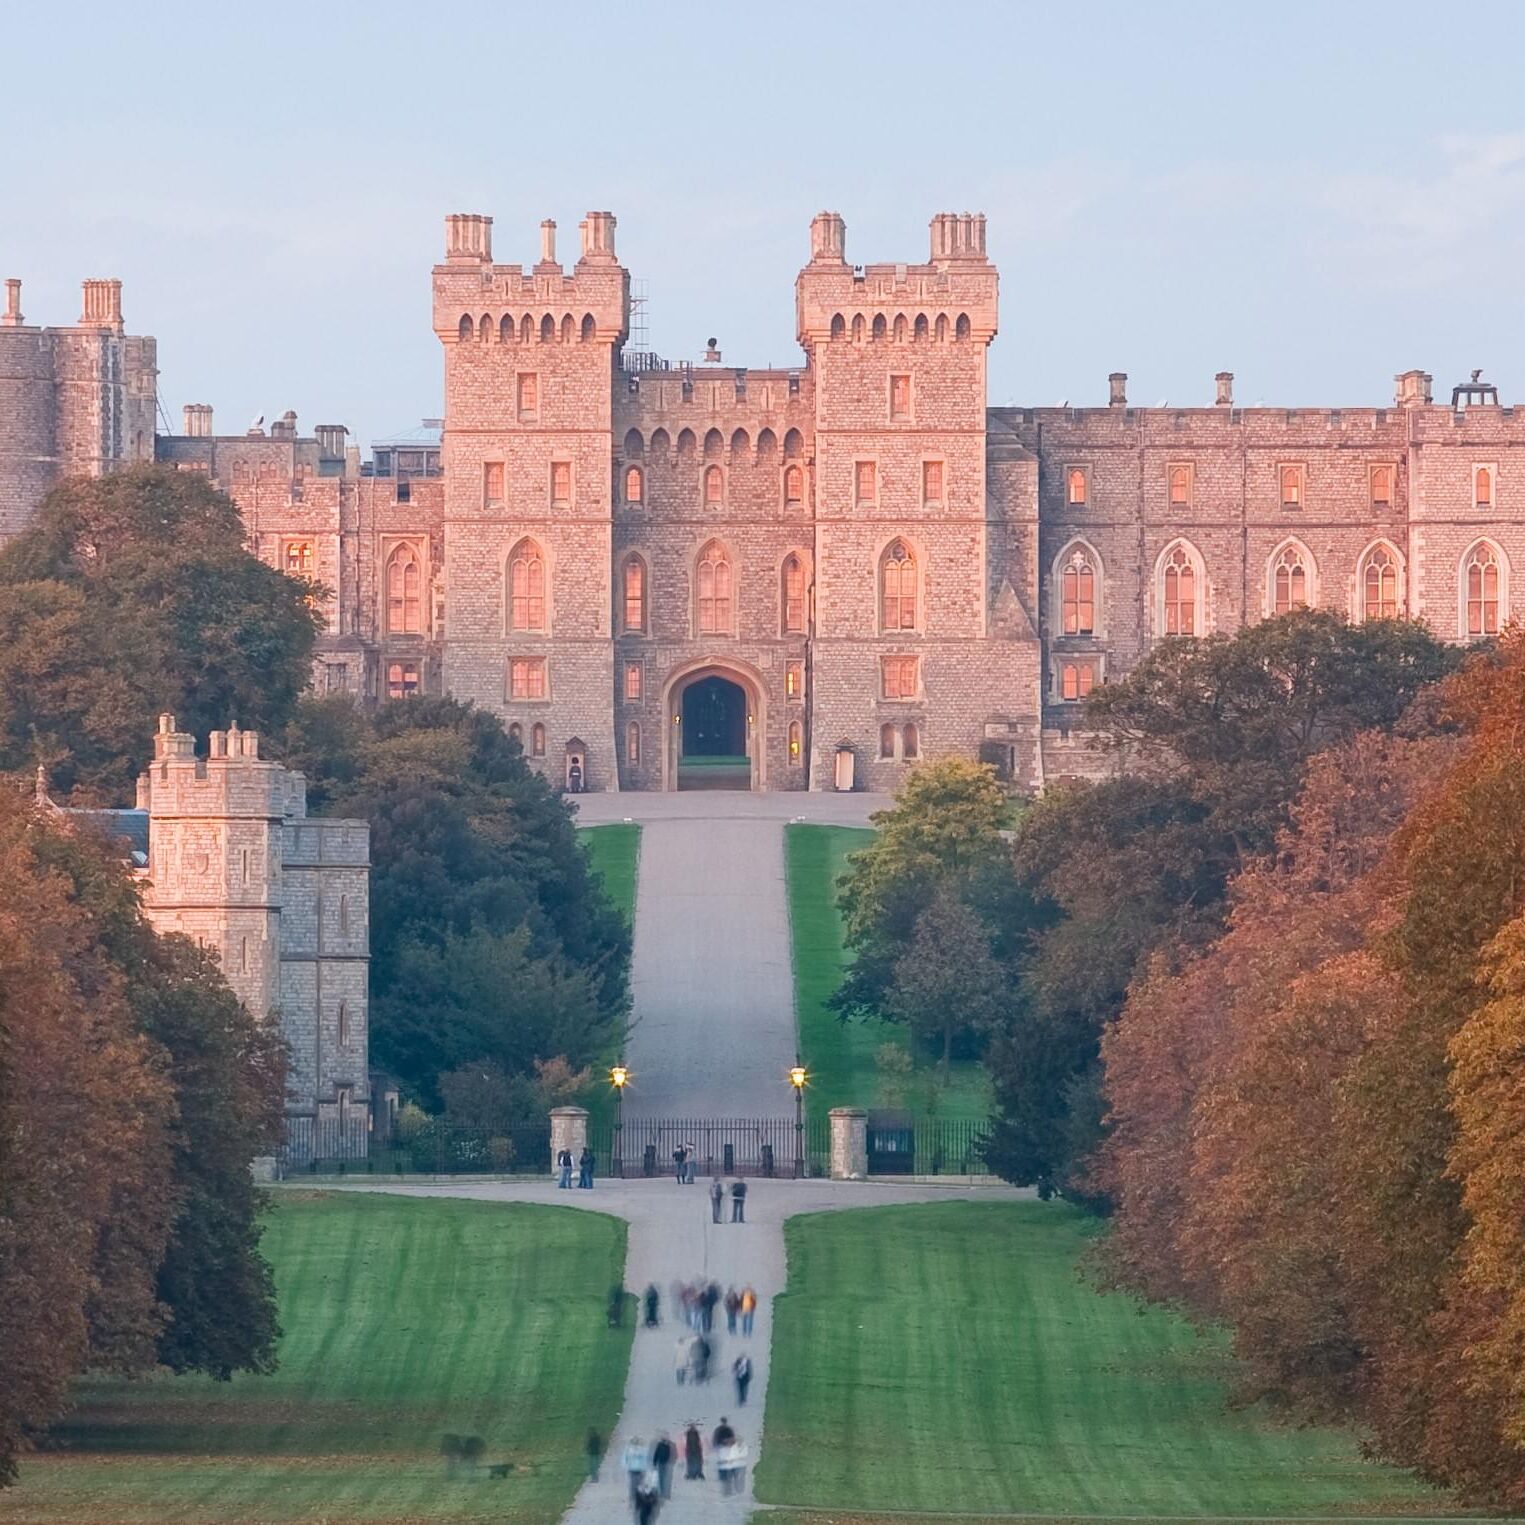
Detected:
[1096,635,1525,1505]
[0,792,285,1485]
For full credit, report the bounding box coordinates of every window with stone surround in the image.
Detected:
[627,722,640,766]
[338,1000,349,1046]
[1464,541,1504,637]
[704,464,724,506]
[625,465,643,504]
[624,662,643,702]
[784,464,804,507]
[923,459,944,505]
[902,722,920,759]
[782,554,806,634]
[881,540,917,632]
[788,720,802,759]
[1280,463,1304,509]
[622,555,647,633]
[1059,658,1098,702]
[881,655,919,699]
[508,539,546,631]
[890,374,911,421]
[1370,464,1394,510]
[1159,540,1202,637]
[696,540,733,635]
[1066,467,1088,507]
[458,314,474,342]
[385,545,423,634]
[517,373,538,421]
[283,539,314,576]
[785,660,804,700]
[856,461,877,505]
[1475,464,1496,510]
[1270,542,1312,615]
[880,722,896,758]
[509,721,523,746]
[509,657,547,701]
[387,661,420,700]
[1168,464,1192,508]
[550,460,571,507]
[484,461,504,506]
[325,662,349,694]
[1361,544,1401,621]
[1059,546,1096,635]
[531,722,546,757]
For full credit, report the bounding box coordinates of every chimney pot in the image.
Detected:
[579,211,617,263]
[539,219,558,267]
[444,213,493,262]
[1,278,21,326]
[810,211,847,264]
[1395,369,1434,408]
[1214,371,1234,406]
[1108,372,1128,407]
[80,278,123,332]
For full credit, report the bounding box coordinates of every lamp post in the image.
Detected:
[611,1064,628,1179]
[789,1060,807,1178]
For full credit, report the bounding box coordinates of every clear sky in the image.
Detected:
[5,1,1524,448]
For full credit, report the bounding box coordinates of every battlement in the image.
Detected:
[144,714,292,820]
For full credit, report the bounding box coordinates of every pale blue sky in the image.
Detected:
[5,2,1523,446]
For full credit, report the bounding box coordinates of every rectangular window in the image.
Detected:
[1059,659,1097,701]
[626,722,640,765]
[923,460,944,504]
[517,373,538,421]
[1280,463,1304,509]
[387,661,420,700]
[785,660,804,699]
[855,460,877,504]
[483,461,504,505]
[624,662,642,702]
[889,374,911,420]
[283,539,314,576]
[509,657,547,701]
[551,461,571,506]
[325,662,349,694]
[881,655,919,700]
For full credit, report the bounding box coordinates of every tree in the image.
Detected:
[0,467,322,800]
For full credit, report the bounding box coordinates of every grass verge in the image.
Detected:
[755,1201,1458,1520]
[5,1193,630,1524]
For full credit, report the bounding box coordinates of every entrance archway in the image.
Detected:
[662,660,766,790]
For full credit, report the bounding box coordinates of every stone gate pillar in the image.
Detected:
[549,1106,589,1179]
[828,1107,868,1180]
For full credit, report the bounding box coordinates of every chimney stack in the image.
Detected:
[315,423,347,459]
[930,212,987,262]
[579,211,617,263]
[444,213,493,262]
[809,211,847,264]
[1,278,21,327]
[538,219,558,269]
[80,278,123,332]
[1108,372,1128,407]
[1395,369,1434,408]
[1215,371,1234,406]
[182,402,214,437]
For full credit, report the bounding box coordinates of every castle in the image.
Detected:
[41,717,371,1159]
[5,209,1523,793]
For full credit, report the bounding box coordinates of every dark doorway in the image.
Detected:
[681,676,746,757]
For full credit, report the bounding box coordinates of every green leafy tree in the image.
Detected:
[0,467,322,800]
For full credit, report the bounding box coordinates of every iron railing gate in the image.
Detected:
[606,1117,827,1179]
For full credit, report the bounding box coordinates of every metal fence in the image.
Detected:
[866,1117,991,1177]
[281,1119,552,1177]
[598,1117,827,1179]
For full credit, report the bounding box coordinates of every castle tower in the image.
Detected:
[796,212,1036,788]
[434,211,629,788]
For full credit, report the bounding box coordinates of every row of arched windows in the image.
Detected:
[621,424,805,460]
[621,459,807,510]
[1051,536,1510,639]
[457,311,596,344]
[828,311,971,342]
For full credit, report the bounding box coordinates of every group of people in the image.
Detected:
[556,1145,596,1189]
[612,1418,750,1520]
[662,1279,756,1337]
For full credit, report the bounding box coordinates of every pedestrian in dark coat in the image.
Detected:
[709,1178,724,1223]
[578,1146,594,1188]
[643,1284,660,1328]
[672,1145,686,1182]
[683,1423,704,1479]
[651,1432,675,1498]
[585,1426,603,1481]
[724,1287,741,1333]
[733,1352,753,1406]
[557,1147,574,1189]
[634,1476,660,1523]
[730,1179,747,1222]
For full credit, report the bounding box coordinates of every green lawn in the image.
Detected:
[756,1201,1458,1520]
[4,1194,630,1524]
[787,824,990,1128]
[580,822,640,923]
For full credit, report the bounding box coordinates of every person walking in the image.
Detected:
[740,1285,757,1336]
[608,1284,626,1329]
[585,1426,603,1482]
[651,1432,675,1500]
[634,1474,660,1524]
[724,1286,741,1334]
[557,1145,574,1189]
[712,1416,735,1449]
[643,1284,660,1329]
[683,1423,704,1480]
[683,1142,697,1183]
[701,1282,720,1333]
[730,1178,747,1222]
[709,1177,724,1224]
[733,1351,753,1406]
[718,1438,742,1497]
[671,1144,686,1183]
[675,1332,693,1385]
[621,1436,647,1505]
[578,1145,595,1189]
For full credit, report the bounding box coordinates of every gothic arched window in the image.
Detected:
[1067,468,1087,506]
[1160,542,1200,636]
[625,465,643,504]
[696,541,732,635]
[1465,541,1502,637]
[622,555,646,633]
[902,722,920,759]
[1271,544,1310,616]
[784,464,804,507]
[1361,545,1400,621]
[882,540,916,632]
[1060,548,1096,635]
[531,722,546,758]
[704,465,724,506]
[879,722,897,759]
[1475,465,1494,508]
[386,545,422,634]
[782,554,806,634]
[508,539,546,631]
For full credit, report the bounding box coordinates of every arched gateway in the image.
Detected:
[662,660,765,790]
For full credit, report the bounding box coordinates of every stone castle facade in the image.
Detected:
[6,211,1524,791]
[43,717,372,1155]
